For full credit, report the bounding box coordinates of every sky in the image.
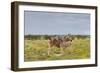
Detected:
[24,11,90,35]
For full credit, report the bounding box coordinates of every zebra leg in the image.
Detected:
[48,47,51,55]
[47,42,51,55]
[60,47,64,55]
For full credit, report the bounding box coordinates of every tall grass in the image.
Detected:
[24,38,90,62]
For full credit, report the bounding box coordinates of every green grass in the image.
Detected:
[24,38,90,62]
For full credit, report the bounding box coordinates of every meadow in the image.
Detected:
[24,36,90,62]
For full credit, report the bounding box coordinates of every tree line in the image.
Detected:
[24,34,90,40]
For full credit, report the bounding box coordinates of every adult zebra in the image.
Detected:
[47,36,73,55]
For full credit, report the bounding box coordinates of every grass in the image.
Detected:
[24,38,90,62]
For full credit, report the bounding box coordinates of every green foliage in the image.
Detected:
[24,38,90,62]
[25,35,89,40]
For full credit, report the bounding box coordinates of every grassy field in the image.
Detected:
[24,38,90,62]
